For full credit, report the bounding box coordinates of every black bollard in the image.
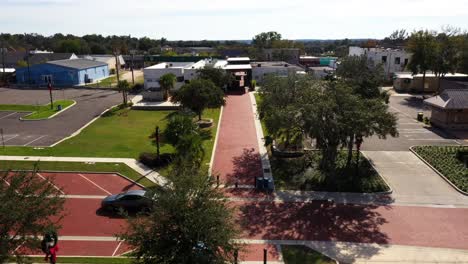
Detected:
[234,249,238,264]
[216,175,220,187]
[264,248,267,264]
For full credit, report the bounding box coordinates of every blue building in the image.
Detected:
[16,59,109,86]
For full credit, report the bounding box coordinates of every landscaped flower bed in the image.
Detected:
[413,146,468,193]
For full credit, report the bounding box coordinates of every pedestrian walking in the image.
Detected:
[49,244,59,264]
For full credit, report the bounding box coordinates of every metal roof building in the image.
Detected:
[15,59,109,87]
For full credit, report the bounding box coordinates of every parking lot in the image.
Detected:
[6,171,143,256]
[0,88,123,146]
[362,95,464,151]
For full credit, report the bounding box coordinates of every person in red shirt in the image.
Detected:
[48,244,59,264]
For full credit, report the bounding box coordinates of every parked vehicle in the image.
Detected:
[101,190,152,212]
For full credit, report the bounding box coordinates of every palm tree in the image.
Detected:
[159,73,176,101]
[117,80,130,105]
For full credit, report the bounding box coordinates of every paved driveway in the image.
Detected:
[0,88,122,146]
[363,151,468,206]
[362,95,463,151]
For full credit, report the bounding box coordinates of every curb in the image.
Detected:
[274,151,393,197]
[1,169,147,189]
[49,103,119,147]
[0,156,162,185]
[19,100,77,121]
[209,106,223,176]
[249,92,274,188]
[360,151,394,195]
[410,146,468,196]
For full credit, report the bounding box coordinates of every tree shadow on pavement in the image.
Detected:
[236,200,390,262]
[226,148,263,186]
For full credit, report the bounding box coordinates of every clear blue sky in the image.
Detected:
[1,0,467,40]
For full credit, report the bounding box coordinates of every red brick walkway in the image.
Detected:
[212,92,263,186]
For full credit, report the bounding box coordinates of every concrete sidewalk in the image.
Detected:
[363,151,468,206]
[0,155,165,185]
[237,239,468,263]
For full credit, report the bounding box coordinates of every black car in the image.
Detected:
[101,190,152,212]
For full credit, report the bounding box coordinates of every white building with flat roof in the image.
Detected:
[143,60,207,101]
[349,46,411,79]
[251,61,304,83]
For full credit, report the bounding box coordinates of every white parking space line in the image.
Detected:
[0,112,18,119]
[112,241,123,256]
[78,173,112,195]
[2,134,19,143]
[23,135,47,146]
[36,173,66,195]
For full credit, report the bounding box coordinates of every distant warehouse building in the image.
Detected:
[16,59,109,87]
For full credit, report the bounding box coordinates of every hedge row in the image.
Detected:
[413,146,468,192]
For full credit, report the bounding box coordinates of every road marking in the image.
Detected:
[3,134,19,143]
[60,194,107,199]
[0,112,18,119]
[112,241,123,256]
[78,173,112,195]
[389,105,419,120]
[23,135,46,146]
[36,173,66,195]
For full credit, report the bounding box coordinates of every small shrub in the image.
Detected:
[139,152,172,168]
[110,69,116,75]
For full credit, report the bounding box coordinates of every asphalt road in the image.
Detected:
[362,95,464,151]
[0,87,123,146]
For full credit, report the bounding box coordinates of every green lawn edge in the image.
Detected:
[0,160,154,187]
[0,100,75,120]
[0,108,220,161]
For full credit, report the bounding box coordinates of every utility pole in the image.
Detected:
[131,52,135,84]
[48,79,54,110]
[1,36,6,84]
[114,51,121,84]
[26,51,31,85]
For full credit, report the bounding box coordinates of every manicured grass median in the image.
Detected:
[282,245,335,264]
[413,146,468,192]
[0,107,221,175]
[0,160,154,187]
[0,100,74,120]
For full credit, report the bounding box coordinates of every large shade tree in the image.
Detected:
[119,166,241,264]
[0,169,65,263]
[197,66,233,89]
[171,79,225,121]
[336,55,384,99]
[432,28,461,92]
[407,30,437,92]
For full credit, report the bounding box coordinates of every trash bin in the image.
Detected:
[57,105,62,111]
[417,112,423,122]
[256,177,264,190]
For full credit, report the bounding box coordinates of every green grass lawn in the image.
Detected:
[0,100,74,120]
[282,245,335,264]
[0,160,154,187]
[88,71,128,88]
[413,146,468,192]
[0,107,221,175]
